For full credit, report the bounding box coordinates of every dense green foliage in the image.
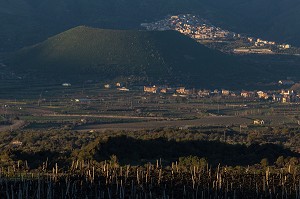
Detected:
[74,135,297,166]
[2,126,300,168]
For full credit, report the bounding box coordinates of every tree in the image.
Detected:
[109,155,119,168]
[260,158,269,167]
[275,156,285,167]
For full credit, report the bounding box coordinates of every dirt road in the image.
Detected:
[75,116,252,132]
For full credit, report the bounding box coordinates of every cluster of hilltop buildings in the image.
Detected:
[141,14,236,41]
[141,14,293,54]
[143,84,300,103]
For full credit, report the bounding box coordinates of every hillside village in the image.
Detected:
[141,14,235,41]
[141,14,298,55]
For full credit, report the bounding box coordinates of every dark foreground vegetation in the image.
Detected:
[1,128,300,167]
[1,155,300,198]
[1,129,300,198]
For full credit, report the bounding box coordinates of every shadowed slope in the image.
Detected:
[9,26,245,87]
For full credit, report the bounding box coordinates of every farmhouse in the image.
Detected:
[253,119,265,125]
[280,90,296,103]
[176,87,186,94]
[222,89,230,96]
[257,91,269,99]
[176,87,192,95]
[198,90,211,97]
[241,91,255,98]
[144,86,159,93]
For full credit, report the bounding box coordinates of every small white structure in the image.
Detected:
[118,87,129,91]
[62,83,71,87]
[278,80,295,86]
[104,84,111,89]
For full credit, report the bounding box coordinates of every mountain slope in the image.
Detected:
[8,26,246,87]
[1,0,300,52]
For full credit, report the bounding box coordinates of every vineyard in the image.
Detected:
[1,158,300,198]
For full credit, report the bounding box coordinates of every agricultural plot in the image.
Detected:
[1,85,300,131]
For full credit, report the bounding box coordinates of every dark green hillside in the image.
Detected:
[9,26,245,87]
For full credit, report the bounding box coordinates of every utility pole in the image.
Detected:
[38,91,43,106]
[82,83,85,95]
[130,100,133,109]
[217,93,220,114]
